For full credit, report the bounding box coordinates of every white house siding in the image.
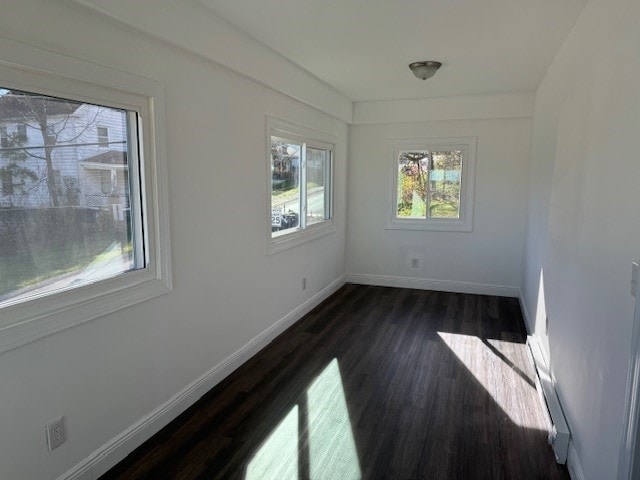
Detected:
[0,99,127,208]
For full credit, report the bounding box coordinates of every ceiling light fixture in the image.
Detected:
[409,61,442,81]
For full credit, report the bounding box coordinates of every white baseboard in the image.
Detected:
[58,275,346,480]
[345,273,519,298]
[527,335,570,464]
[567,440,585,480]
[518,289,534,335]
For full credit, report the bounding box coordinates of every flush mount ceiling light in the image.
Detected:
[409,61,442,80]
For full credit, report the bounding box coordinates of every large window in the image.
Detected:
[387,137,476,231]
[0,89,141,303]
[0,41,171,353]
[267,117,334,254]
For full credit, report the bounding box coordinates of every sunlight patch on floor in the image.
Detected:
[245,406,299,480]
[245,359,361,480]
[437,331,543,429]
[307,358,361,480]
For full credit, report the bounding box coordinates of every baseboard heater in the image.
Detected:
[526,336,571,464]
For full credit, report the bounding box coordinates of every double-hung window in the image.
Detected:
[97,126,109,148]
[387,137,476,232]
[267,117,334,254]
[0,40,171,353]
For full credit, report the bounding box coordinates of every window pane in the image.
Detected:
[97,126,109,148]
[271,136,301,236]
[306,147,330,226]
[396,151,429,218]
[428,150,462,218]
[0,88,141,304]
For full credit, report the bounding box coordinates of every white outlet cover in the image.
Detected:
[46,416,66,451]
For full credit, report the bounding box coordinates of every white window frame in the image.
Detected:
[0,39,172,354]
[386,137,477,232]
[266,116,335,255]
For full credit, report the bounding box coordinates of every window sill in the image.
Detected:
[267,221,335,255]
[0,271,171,354]
[385,218,473,232]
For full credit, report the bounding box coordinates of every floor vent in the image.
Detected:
[526,336,571,464]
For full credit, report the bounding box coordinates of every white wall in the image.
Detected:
[521,0,640,478]
[0,1,348,478]
[347,106,532,295]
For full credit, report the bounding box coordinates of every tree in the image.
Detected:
[398,151,429,215]
[0,129,39,272]
[0,90,101,207]
[0,128,38,205]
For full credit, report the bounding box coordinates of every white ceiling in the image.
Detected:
[196,0,587,102]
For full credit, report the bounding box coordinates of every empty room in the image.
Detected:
[1,0,639,479]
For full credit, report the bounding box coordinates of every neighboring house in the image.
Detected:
[79,150,130,220]
[0,90,128,210]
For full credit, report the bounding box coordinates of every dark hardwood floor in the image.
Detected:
[101,285,569,480]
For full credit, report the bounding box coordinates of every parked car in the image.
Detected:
[271,209,299,232]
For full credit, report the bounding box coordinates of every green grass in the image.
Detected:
[272,185,299,200]
[0,233,127,299]
[429,202,459,218]
[397,201,459,219]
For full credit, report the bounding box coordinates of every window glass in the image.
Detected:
[267,118,335,253]
[0,88,142,304]
[388,138,475,232]
[306,147,330,226]
[396,151,429,218]
[97,126,109,148]
[0,126,8,148]
[1,169,13,196]
[271,136,301,235]
[428,150,462,219]
[396,149,464,219]
[16,124,27,142]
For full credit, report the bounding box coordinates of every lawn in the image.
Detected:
[0,229,127,301]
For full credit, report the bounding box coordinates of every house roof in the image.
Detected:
[81,150,128,165]
[0,90,81,121]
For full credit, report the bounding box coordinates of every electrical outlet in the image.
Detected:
[410,258,419,268]
[302,277,307,290]
[46,416,66,451]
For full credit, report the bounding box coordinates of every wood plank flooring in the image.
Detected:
[101,285,569,480]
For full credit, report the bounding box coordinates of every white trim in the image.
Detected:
[56,275,346,480]
[81,163,127,171]
[386,137,476,232]
[618,288,640,480]
[519,289,534,335]
[0,39,172,354]
[346,273,518,297]
[567,440,586,480]
[527,335,571,464]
